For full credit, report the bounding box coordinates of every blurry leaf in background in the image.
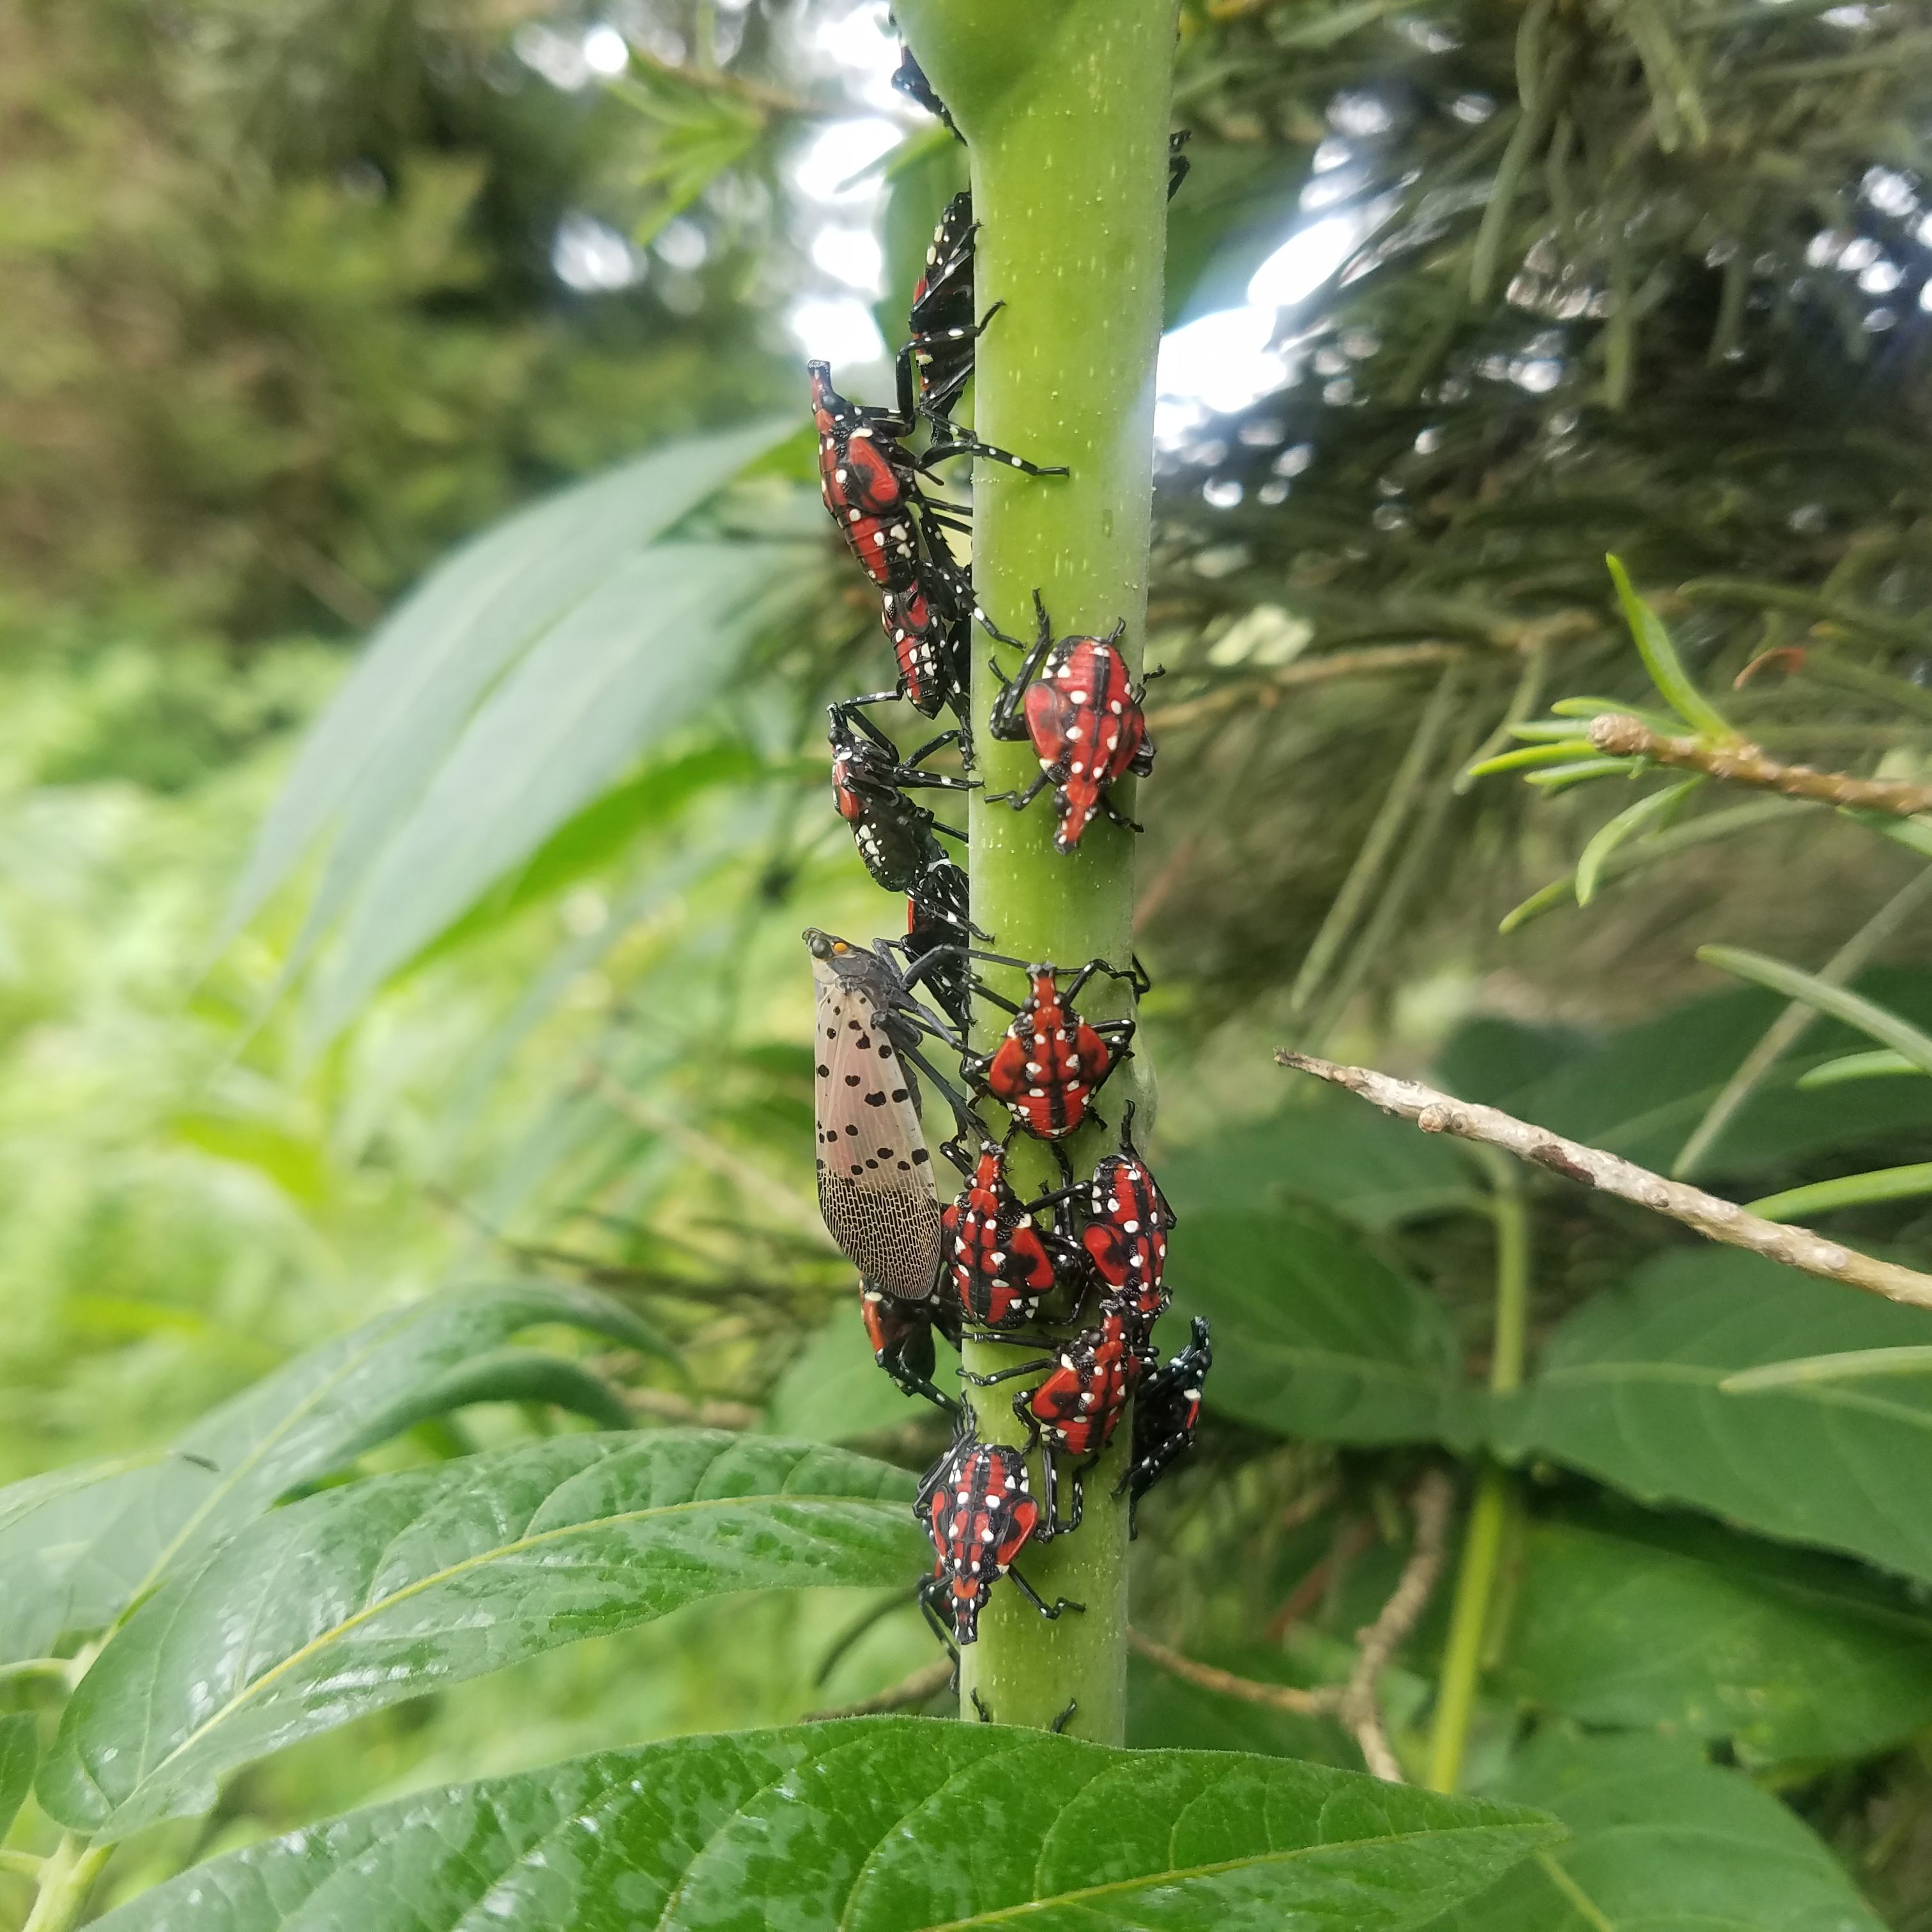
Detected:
[303,535,818,1038]
[1423,1731,1884,1931]
[88,1718,1560,1932]
[40,1432,923,1839]
[219,417,796,970]
[1492,1249,1932,1584]
[1441,973,1932,1178]
[761,1307,926,1444]
[1158,1090,1475,1232]
[1170,1209,1468,1445]
[1498,1506,1932,1769]
[0,1280,663,1666]
[0,1712,36,1844]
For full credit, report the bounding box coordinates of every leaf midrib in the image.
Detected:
[907,1821,1555,1928]
[1534,1360,1932,1427]
[98,1482,908,1823]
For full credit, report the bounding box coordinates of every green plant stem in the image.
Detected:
[1427,1149,1528,1794]
[21,1837,109,1932]
[898,0,1177,1744]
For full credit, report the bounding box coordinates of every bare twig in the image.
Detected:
[1135,1471,1455,1781]
[1264,1514,1372,1642]
[1128,1628,1337,1717]
[804,1657,954,1722]
[1276,1051,1932,1313]
[1337,1471,1453,1782]
[1588,714,1932,817]
[1144,643,1467,731]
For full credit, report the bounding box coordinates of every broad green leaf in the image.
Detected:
[89,1717,1559,1932]
[221,418,794,954]
[1798,1047,1922,1089]
[40,1432,921,1839]
[1172,1210,1468,1446]
[1606,554,1733,737]
[0,1281,663,1666]
[1498,1509,1932,1767]
[761,1308,926,1443]
[1574,778,1701,905]
[0,1713,34,1843]
[1425,1729,1883,1931]
[1491,1248,1932,1583]
[1747,1162,1932,1222]
[306,540,816,1036]
[1161,1094,1474,1232]
[1698,945,1932,1075]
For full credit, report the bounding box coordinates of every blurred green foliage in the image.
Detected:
[7,0,1932,1925]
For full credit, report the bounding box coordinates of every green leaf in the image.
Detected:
[0,1713,34,1843]
[1498,798,1805,933]
[1424,1730,1883,1931]
[761,1308,927,1444]
[1798,1047,1923,1089]
[1698,945,1932,1075]
[1491,1248,1932,1584]
[1746,1162,1932,1222]
[1162,1093,1475,1232]
[1475,968,1932,1174]
[1498,1508,1932,1767]
[305,540,815,1037]
[0,1280,664,1667]
[1573,778,1701,906]
[1605,554,1733,738]
[221,418,794,955]
[1850,806,1932,861]
[39,1432,921,1839]
[1172,1210,1468,1446]
[1724,1346,1932,1393]
[88,1718,1559,1931]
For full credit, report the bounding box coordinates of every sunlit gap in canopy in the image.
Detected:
[1154,208,1377,448]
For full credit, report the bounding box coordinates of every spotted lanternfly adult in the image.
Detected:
[807,927,965,1303]
[985,590,1157,854]
[941,1138,1082,1331]
[827,702,970,897]
[1117,1316,1211,1537]
[961,956,1141,1141]
[915,1411,1082,1649]
[895,192,1000,427]
[1078,1105,1177,1323]
[861,1276,962,1413]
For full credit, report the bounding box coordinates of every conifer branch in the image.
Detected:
[1587,714,1932,816]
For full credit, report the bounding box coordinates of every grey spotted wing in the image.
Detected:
[813,977,943,1301]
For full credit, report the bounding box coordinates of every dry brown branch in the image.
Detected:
[804,1657,954,1722]
[1264,1514,1372,1642]
[1128,1628,1337,1717]
[1336,1471,1453,1782]
[1277,1051,1932,1312]
[1588,713,1932,816]
[1144,643,1467,731]
[1134,1471,1455,1780]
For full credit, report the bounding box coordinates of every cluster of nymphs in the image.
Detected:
[802,49,1211,1690]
